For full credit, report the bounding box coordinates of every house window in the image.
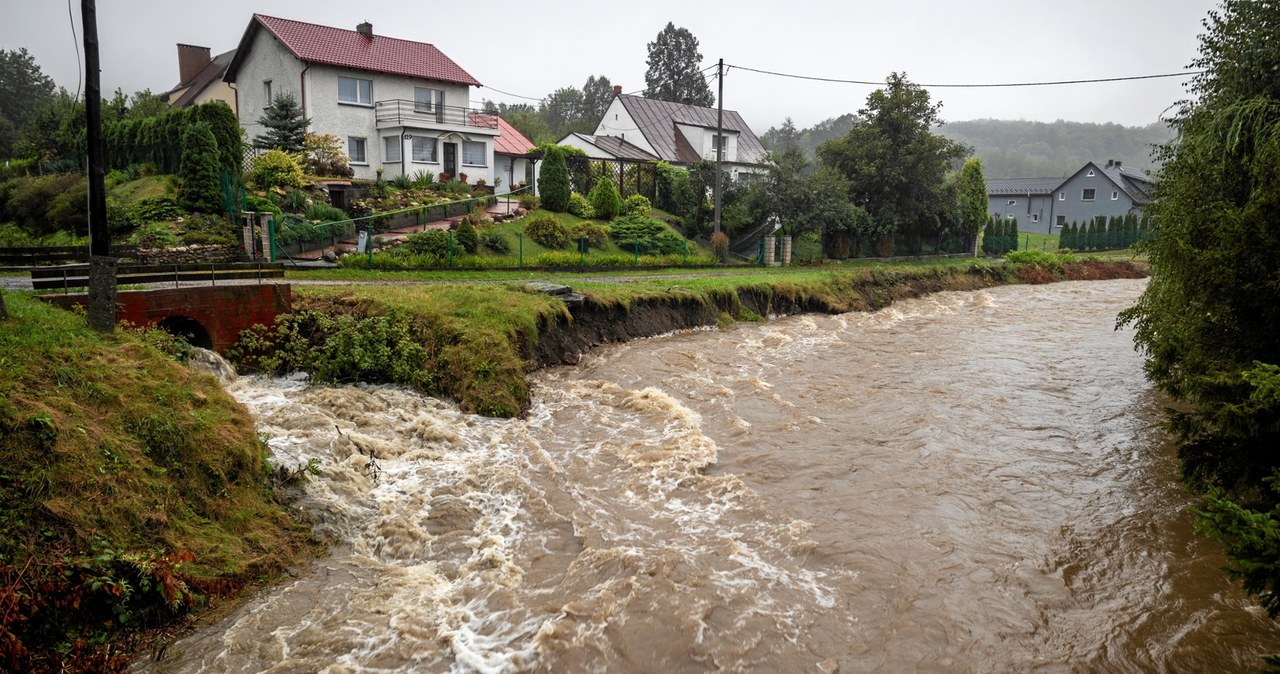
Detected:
[1111,190,1119,200]
[348,136,367,164]
[1058,192,1065,201]
[1082,188,1096,201]
[1007,199,1017,206]
[338,76,373,105]
[263,80,272,103]
[414,87,444,112]
[1056,215,1066,226]
[462,141,485,166]
[1086,169,1095,177]
[412,136,437,162]
[383,137,401,163]
[1006,213,1016,219]
[1031,213,1039,223]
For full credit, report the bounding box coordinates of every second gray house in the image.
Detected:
[987,160,1155,233]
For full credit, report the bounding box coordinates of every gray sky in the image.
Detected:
[4,0,1216,132]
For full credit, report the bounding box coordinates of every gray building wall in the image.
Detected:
[987,193,1057,234]
[1050,166,1144,228]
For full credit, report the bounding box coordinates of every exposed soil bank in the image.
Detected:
[531,260,1149,369]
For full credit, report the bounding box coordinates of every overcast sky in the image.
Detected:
[4,0,1216,132]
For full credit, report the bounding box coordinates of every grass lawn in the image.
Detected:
[109,174,174,203]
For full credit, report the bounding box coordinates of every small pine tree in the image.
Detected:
[1061,222,1074,251]
[1084,220,1096,250]
[981,217,995,254]
[1008,218,1020,252]
[253,93,310,153]
[588,176,622,220]
[179,121,224,215]
[539,146,571,212]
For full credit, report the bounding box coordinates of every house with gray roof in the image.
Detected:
[560,89,769,182]
[987,159,1155,233]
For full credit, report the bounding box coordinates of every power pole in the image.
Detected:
[83,0,116,332]
[713,58,725,238]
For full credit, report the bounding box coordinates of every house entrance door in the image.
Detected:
[444,143,457,177]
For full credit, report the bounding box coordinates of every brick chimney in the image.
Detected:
[176,44,211,84]
[357,21,373,38]
[613,85,622,96]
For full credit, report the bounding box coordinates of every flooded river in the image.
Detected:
[149,279,1280,673]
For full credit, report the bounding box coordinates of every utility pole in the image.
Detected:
[83,0,116,332]
[713,58,724,238]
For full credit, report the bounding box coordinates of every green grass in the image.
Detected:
[0,292,316,668]
[109,175,174,204]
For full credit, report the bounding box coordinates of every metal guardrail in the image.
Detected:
[30,261,284,292]
[374,101,500,129]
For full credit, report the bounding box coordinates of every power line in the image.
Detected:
[726,63,1204,88]
[480,84,544,102]
[67,0,81,103]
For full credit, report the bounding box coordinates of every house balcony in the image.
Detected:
[374,100,500,135]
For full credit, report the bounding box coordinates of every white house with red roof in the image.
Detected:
[471,113,535,194]
[223,15,502,183]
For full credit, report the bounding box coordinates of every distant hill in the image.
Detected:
[761,117,1172,179]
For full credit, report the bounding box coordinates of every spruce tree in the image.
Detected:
[1009,218,1020,252]
[1062,222,1076,251]
[179,121,224,215]
[539,146,571,212]
[981,217,995,254]
[253,93,310,153]
[588,175,622,220]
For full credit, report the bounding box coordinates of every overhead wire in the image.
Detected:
[724,63,1204,88]
[67,0,82,103]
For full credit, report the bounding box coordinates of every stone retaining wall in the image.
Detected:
[136,244,243,265]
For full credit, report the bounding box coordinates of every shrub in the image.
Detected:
[588,177,623,220]
[131,196,184,223]
[305,202,346,222]
[247,150,306,189]
[481,230,510,254]
[567,192,594,219]
[455,220,479,254]
[302,133,353,177]
[411,170,434,188]
[105,169,129,187]
[178,121,224,214]
[2,174,84,235]
[403,229,451,258]
[609,214,688,254]
[710,231,729,261]
[622,194,652,217]
[44,179,89,236]
[391,173,413,190]
[524,211,569,249]
[280,188,310,213]
[179,213,236,245]
[570,221,611,250]
[517,193,540,210]
[244,193,282,216]
[106,197,138,235]
[539,146,571,212]
[129,221,179,248]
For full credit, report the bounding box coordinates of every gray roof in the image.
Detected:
[614,94,768,166]
[986,177,1064,196]
[1099,163,1155,205]
[162,49,234,107]
[569,133,660,162]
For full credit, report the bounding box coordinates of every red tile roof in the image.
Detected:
[472,114,536,156]
[241,14,481,87]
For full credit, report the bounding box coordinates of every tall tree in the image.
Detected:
[543,86,587,138]
[539,145,571,212]
[253,93,309,153]
[762,117,801,154]
[179,121,223,214]
[643,22,714,106]
[0,48,57,158]
[1118,0,1280,618]
[581,75,614,122]
[818,72,968,241]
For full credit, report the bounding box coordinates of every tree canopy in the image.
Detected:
[818,73,968,240]
[1118,0,1280,619]
[643,22,714,107]
[0,48,57,159]
[954,158,988,238]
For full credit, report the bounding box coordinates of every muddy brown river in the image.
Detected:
[146,279,1280,673]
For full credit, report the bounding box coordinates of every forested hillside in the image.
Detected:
[761,117,1172,179]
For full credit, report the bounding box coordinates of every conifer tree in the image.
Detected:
[981,217,995,254]
[539,145,571,212]
[179,120,224,214]
[253,93,310,153]
[1009,218,1020,252]
[588,175,622,220]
